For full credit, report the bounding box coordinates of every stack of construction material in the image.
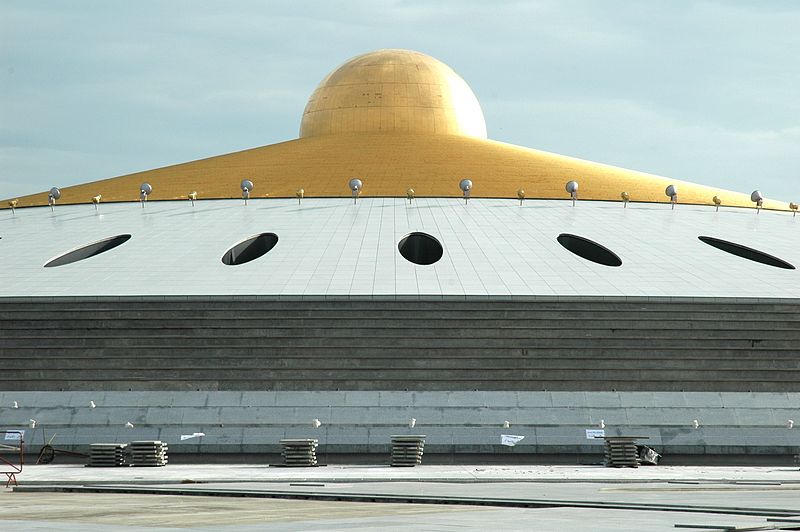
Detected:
[603,436,643,468]
[279,439,319,467]
[129,441,168,467]
[87,443,127,467]
[390,435,426,467]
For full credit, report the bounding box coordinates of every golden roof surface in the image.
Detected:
[3,49,790,211]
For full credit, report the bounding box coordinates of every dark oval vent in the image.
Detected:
[557,233,622,267]
[222,233,279,265]
[45,234,132,268]
[398,232,443,265]
[698,236,794,270]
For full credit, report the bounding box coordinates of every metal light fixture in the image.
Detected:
[517,189,525,206]
[790,202,798,217]
[296,188,304,205]
[8,199,18,215]
[139,183,152,207]
[241,180,254,205]
[665,184,678,209]
[459,179,472,204]
[406,188,415,204]
[621,191,630,208]
[565,180,578,207]
[348,178,362,204]
[48,187,61,212]
[751,190,763,213]
[712,195,722,212]
[91,195,101,210]
[188,191,197,206]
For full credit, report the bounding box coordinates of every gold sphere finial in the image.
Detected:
[406,188,415,203]
[300,49,487,139]
[516,189,525,206]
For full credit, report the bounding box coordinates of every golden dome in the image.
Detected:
[299,49,487,139]
[3,49,790,212]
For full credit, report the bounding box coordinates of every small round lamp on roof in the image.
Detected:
[565,180,578,207]
[348,178,362,204]
[790,202,798,217]
[8,199,18,215]
[517,188,525,206]
[188,191,197,206]
[620,191,630,208]
[240,180,254,205]
[459,179,472,204]
[92,194,101,211]
[139,183,152,208]
[750,190,763,213]
[712,195,722,212]
[665,184,678,209]
[296,188,304,205]
[406,188,415,204]
[48,187,61,212]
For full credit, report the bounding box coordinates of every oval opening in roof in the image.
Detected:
[557,233,622,267]
[45,234,132,268]
[222,232,279,266]
[398,232,443,265]
[698,236,794,270]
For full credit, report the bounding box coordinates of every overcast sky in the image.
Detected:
[2,1,799,201]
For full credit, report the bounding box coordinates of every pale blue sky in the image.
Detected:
[1,1,799,200]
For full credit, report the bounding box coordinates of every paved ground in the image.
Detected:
[3,464,800,531]
[10,463,800,484]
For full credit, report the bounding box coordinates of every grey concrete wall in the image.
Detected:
[2,297,800,392]
[2,391,799,456]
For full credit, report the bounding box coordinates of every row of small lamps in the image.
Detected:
[7,179,799,217]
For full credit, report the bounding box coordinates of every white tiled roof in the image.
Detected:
[0,197,797,298]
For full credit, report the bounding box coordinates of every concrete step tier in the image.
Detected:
[1,297,798,391]
[2,390,798,457]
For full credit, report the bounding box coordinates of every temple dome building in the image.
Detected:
[1,50,798,461]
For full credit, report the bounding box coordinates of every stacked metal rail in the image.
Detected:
[129,441,168,467]
[280,439,318,467]
[603,436,645,468]
[87,443,127,467]
[390,435,426,467]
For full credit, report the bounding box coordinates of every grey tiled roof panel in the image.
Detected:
[0,197,797,298]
